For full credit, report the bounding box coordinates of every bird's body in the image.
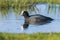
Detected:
[25,14,53,25]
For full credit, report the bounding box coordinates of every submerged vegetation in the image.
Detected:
[0,32,60,40]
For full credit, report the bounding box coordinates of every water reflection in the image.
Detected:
[0,3,60,33]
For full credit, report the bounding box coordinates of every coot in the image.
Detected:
[20,10,53,30]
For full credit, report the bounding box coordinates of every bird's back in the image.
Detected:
[28,14,53,25]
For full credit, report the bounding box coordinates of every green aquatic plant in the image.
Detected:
[0,32,60,40]
[0,0,59,17]
[0,0,60,8]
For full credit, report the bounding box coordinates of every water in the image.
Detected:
[0,3,60,33]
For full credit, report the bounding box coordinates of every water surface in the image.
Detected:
[0,3,60,33]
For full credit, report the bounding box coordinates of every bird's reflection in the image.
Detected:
[20,19,29,31]
[23,23,29,29]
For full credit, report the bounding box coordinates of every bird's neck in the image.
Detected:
[24,15,30,18]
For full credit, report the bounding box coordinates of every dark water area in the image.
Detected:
[0,3,60,33]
